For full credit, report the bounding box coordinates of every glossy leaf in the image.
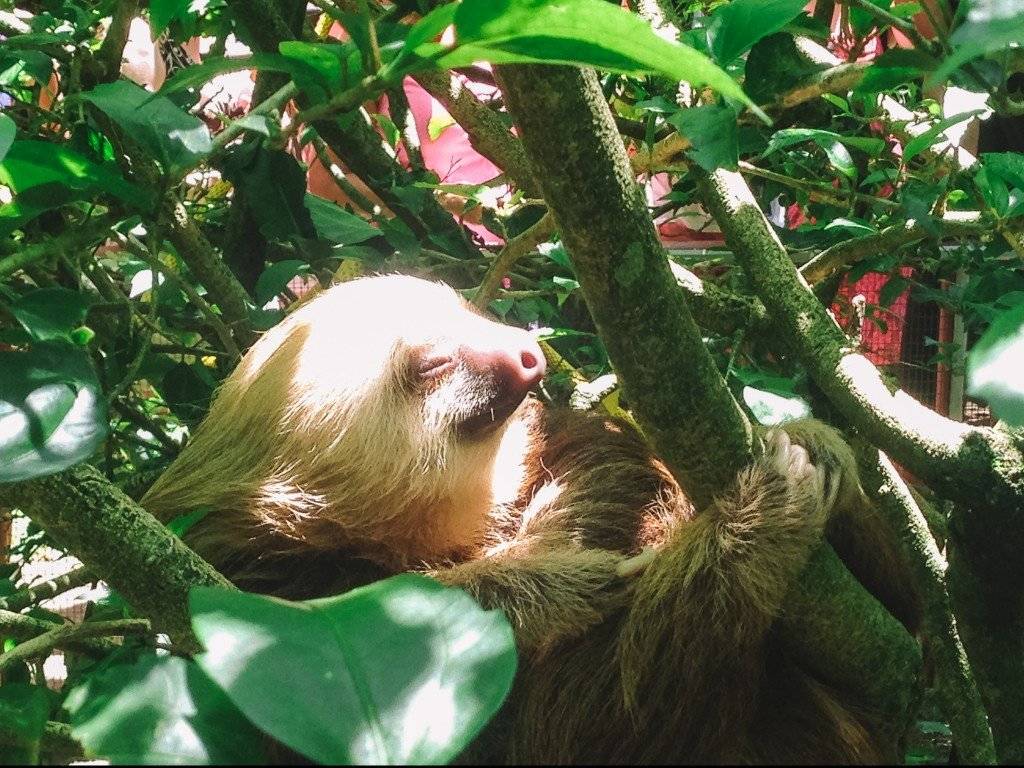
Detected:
[65,654,264,765]
[0,342,108,482]
[902,110,984,161]
[82,81,213,174]
[8,287,93,342]
[0,113,15,163]
[190,574,517,765]
[706,0,808,65]
[427,0,765,120]
[0,141,143,205]
[967,303,1024,427]
[930,0,1024,85]
[306,194,382,245]
[667,105,738,171]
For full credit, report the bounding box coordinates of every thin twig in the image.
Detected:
[473,212,557,308]
[0,618,152,674]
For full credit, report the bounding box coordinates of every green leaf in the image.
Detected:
[706,0,808,65]
[0,342,108,482]
[742,385,811,426]
[437,0,766,121]
[221,144,316,241]
[190,574,517,765]
[0,684,49,764]
[82,81,213,174]
[667,105,738,171]
[390,4,459,72]
[929,0,1024,85]
[765,128,884,158]
[150,0,192,36]
[65,654,264,765]
[763,128,883,179]
[967,303,1024,427]
[981,152,1024,191]
[974,165,1009,216]
[7,288,94,342]
[902,110,983,161]
[0,141,145,206]
[255,260,312,306]
[279,41,358,99]
[853,48,933,94]
[305,194,382,245]
[0,113,15,163]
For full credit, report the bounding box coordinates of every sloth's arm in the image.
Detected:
[614,431,834,753]
[430,539,632,653]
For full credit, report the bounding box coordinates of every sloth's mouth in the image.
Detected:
[459,393,527,438]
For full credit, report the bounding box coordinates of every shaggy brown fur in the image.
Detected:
[143,275,918,764]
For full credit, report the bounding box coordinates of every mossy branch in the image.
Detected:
[0,465,233,649]
[854,442,996,765]
[497,62,753,508]
[414,69,540,196]
[693,166,1024,568]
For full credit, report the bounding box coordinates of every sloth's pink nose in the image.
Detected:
[463,335,546,396]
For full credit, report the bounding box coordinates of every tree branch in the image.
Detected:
[473,212,556,308]
[413,69,540,196]
[855,443,996,765]
[693,165,1024,571]
[497,63,753,507]
[0,465,233,649]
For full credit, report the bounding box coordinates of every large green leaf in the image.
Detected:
[422,0,765,120]
[190,574,517,765]
[254,260,312,306]
[150,0,192,36]
[706,0,808,65]
[981,152,1024,191]
[667,105,738,171]
[0,113,15,163]
[82,81,213,174]
[7,287,93,342]
[967,303,1024,427]
[930,0,1024,85]
[221,144,316,241]
[305,194,382,245]
[902,110,983,161]
[0,684,49,764]
[0,141,144,205]
[0,342,108,482]
[65,654,264,765]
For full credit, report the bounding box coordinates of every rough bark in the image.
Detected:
[497,63,753,507]
[695,164,1024,762]
[0,465,233,649]
[497,62,922,728]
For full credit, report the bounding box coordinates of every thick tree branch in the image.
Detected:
[855,443,996,765]
[497,63,753,506]
[0,465,233,649]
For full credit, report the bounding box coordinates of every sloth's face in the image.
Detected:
[282,274,545,470]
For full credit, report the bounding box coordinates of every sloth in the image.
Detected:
[143,274,918,764]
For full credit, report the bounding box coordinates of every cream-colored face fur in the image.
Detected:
[145,275,544,566]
